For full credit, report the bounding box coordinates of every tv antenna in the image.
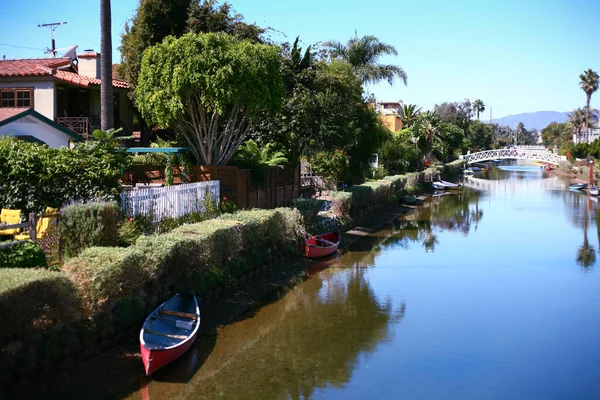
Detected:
[38,22,67,57]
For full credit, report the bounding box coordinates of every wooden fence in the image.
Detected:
[120,181,220,222]
[124,164,300,210]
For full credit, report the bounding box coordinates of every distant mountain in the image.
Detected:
[489,111,569,131]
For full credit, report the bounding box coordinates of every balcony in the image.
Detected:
[55,117,100,140]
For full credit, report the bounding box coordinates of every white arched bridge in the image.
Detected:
[461,147,564,165]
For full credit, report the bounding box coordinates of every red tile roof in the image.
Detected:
[53,70,130,89]
[0,107,28,122]
[0,58,130,89]
[0,58,72,77]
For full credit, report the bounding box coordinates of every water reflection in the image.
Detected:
[130,267,403,399]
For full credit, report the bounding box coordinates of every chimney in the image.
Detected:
[77,49,101,78]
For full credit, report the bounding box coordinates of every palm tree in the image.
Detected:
[417,111,442,163]
[472,99,485,120]
[324,33,407,86]
[579,69,599,143]
[398,104,421,128]
[568,108,586,143]
[100,0,114,131]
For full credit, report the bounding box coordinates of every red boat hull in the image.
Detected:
[141,331,198,376]
[305,231,341,258]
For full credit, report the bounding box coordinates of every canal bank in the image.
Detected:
[9,197,431,400]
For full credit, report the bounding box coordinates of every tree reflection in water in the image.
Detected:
[577,194,596,267]
[140,269,404,400]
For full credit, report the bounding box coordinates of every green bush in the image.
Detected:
[0,241,47,268]
[61,202,121,257]
[64,209,302,314]
[0,135,128,213]
[331,192,352,219]
[63,247,146,313]
[293,198,324,226]
[0,268,80,342]
[346,185,373,213]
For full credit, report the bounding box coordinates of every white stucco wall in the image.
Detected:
[78,56,101,79]
[0,114,72,148]
[0,78,55,120]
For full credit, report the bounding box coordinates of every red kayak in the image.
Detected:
[305,231,341,258]
[140,293,200,376]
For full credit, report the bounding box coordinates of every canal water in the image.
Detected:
[129,164,600,400]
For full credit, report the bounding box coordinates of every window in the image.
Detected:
[0,88,33,108]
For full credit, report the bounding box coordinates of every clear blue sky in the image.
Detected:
[1,0,599,119]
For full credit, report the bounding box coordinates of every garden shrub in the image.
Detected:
[0,135,128,214]
[331,192,352,219]
[63,247,146,314]
[0,268,80,342]
[0,241,47,268]
[292,198,324,226]
[361,181,392,205]
[346,185,373,213]
[61,202,121,257]
[219,210,277,250]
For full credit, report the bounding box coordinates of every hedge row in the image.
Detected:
[0,269,80,342]
[63,208,302,315]
[0,242,47,269]
[329,160,466,220]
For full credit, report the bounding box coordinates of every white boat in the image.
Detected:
[568,183,587,191]
[590,185,599,196]
[433,180,461,191]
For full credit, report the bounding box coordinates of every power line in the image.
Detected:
[0,43,45,51]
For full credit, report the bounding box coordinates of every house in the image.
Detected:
[376,100,403,132]
[0,48,132,147]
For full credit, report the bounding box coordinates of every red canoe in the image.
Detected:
[140,293,200,376]
[305,231,341,258]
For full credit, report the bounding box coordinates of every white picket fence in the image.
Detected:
[120,181,220,222]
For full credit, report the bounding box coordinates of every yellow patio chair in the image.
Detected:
[0,208,22,237]
[14,207,58,241]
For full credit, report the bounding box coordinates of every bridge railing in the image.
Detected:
[461,149,564,165]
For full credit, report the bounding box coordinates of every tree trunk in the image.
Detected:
[586,96,591,144]
[100,0,114,131]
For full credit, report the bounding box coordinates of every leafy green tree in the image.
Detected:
[398,104,421,128]
[136,32,284,165]
[187,0,265,41]
[467,120,493,150]
[472,99,485,120]
[324,33,407,86]
[433,100,473,132]
[379,128,420,174]
[101,0,114,131]
[118,0,192,89]
[437,122,465,161]
[541,122,567,148]
[579,68,599,143]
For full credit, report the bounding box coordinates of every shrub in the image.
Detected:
[293,198,324,226]
[219,209,278,250]
[346,185,373,213]
[61,202,121,257]
[0,241,47,268]
[0,135,128,213]
[331,192,352,219]
[62,247,146,313]
[0,268,80,342]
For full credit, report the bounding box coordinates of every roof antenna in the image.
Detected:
[38,22,67,57]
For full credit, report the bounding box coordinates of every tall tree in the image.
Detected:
[135,32,284,165]
[579,68,599,143]
[433,100,472,132]
[569,108,586,143]
[324,34,407,86]
[100,0,113,131]
[187,0,265,41]
[118,0,192,90]
[472,99,485,120]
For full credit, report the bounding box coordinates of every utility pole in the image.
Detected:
[38,22,67,57]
